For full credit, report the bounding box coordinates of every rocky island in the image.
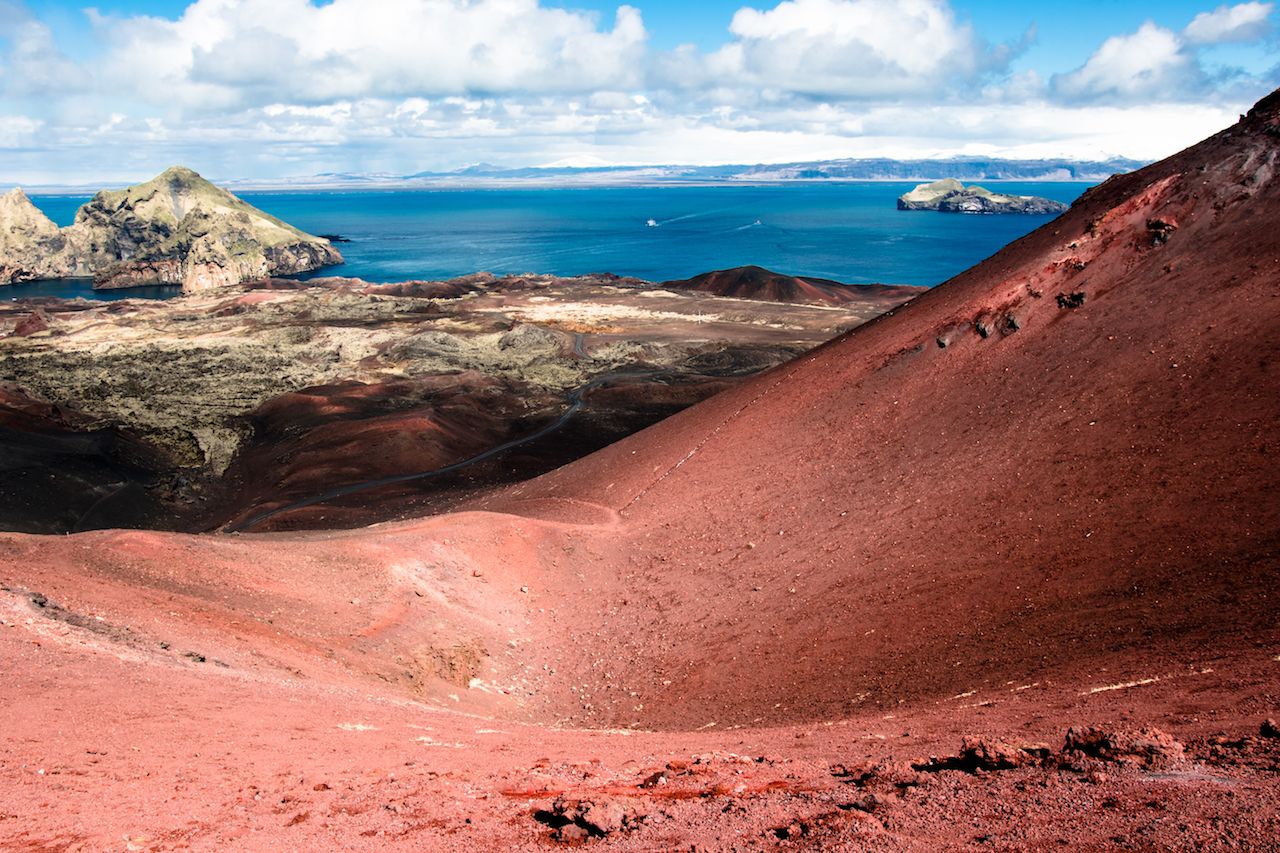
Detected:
[897,177,1069,214]
[0,167,342,291]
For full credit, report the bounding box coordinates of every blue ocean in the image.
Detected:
[7,182,1088,301]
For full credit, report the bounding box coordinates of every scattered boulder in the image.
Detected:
[1063,726,1185,766]
[913,728,1188,774]
[1261,718,1280,739]
[535,796,646,842]
[639,770,667,789]
[1056,291,1087,309]
[772,820,811,841]
[839,793,885,813]
[913,737,1052,773]
[1147,218,1178,246]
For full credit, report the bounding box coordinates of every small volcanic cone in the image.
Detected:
[10,309,50,337]
[662,264,923,306]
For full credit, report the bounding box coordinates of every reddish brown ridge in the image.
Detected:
[663,264,924,306]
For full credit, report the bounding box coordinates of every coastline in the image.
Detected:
[1,157,1134,195]
[9,177,1104,196]
[9,183,1086,289]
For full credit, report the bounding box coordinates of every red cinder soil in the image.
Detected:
[3,93,1280,850]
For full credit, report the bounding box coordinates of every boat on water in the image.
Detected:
[646,218,659,227]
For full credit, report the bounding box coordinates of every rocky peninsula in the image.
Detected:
[0,167,342,291]
[898,177,1069,214]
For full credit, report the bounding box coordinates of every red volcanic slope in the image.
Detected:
[498,93,1280,729]
[2,95,1279,849]
[662,264,924,306]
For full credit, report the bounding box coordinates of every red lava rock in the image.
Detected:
[639,770,667,788]
[840,793,884,813]
[538,795,645,841]
[914,737,1053,773]
[1147,217,1179,246]
[1063,726,1185,766]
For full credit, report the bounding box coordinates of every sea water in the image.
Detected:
[6,182,1088,301]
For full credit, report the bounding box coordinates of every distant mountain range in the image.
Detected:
[232,157,1144,190]
[5,157,1145,195]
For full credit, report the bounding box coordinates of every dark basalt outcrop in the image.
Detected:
[0,167,342,292]
[898,178,1069,214]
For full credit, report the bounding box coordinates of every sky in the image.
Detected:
[0,0,1277,183]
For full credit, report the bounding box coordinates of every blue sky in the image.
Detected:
[1,0,1277,182]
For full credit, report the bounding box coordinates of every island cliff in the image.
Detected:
[0,167,342,292]
[898,177,1069,214]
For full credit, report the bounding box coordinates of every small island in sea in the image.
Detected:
[898,177,1070,214]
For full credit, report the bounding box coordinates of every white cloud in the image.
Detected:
[1184,2,1274,45]
[0,113,42,148]
[0,15,86,97]
[667,0,1017,99]
[87,0,647,108]
[0,0,1276,182]
[1052,22,1202,102]
[1050,8,1278,104]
